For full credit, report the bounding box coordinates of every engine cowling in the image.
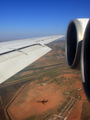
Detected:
[65,19,89,70]
[65,18,90,101]
[81,20,90,101]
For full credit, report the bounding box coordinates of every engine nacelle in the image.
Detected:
[65,18,89,70]
[81,20,90,101]
[65,18,90,101]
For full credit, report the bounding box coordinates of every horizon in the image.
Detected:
[0,35,65,42]
[0,0,90,39]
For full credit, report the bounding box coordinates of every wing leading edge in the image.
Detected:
[0,35,64,83]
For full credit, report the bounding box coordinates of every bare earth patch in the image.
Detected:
[38,57,46,61]
[8,82,66,120]
[67,100,83,120]
[67,90,87,120]
[47,52,53,55]
[20,71,33,76]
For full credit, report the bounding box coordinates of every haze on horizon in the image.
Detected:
[0,0,90,40]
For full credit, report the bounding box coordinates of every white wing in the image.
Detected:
[0,35,64,83]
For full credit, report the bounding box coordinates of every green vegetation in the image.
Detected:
[43,114,52,120]
[55,45,65,52]
[58,97,71,113]
[4,63,62,84]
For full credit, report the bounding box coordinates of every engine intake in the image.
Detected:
[65,18,90,101]
[66,19,89,70]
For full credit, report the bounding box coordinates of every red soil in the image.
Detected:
[20,71,33,76]
[56,74,73,79]
[58,51,62,53]
[8,82,65,120]
[67,90,87,120]
[79,90,87,100]
[67,100,83,120]
[64,74,73,78]
[47,52,53,55]
[38,57,46,61]
[74,80,82,89]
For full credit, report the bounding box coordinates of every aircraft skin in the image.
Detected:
[0,35,64,84]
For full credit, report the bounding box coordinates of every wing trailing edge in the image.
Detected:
[0,35,64,83]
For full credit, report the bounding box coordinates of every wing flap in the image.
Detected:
[0,45,51,83]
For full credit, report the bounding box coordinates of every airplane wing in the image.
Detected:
[0,35,64,84]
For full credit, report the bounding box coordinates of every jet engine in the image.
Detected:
[65,18,90,101]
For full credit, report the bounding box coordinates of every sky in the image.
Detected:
[0,0,90,39]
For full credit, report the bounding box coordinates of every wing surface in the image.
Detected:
[0,35,64,83]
